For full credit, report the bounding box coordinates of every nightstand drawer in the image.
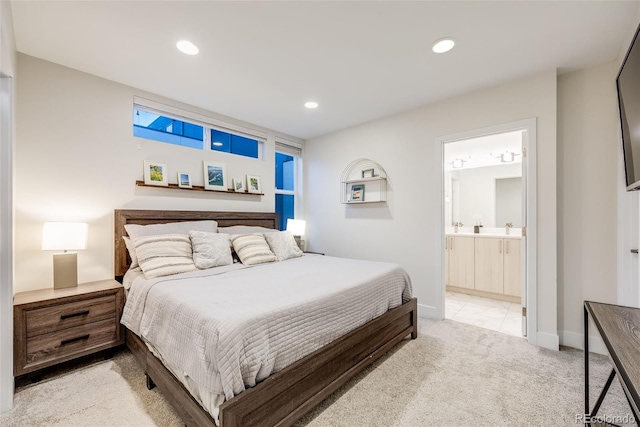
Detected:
[25,318,118,369]
[25,295,117,337]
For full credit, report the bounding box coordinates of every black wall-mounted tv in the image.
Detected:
[618,22,640,191]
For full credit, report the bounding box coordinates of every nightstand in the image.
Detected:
[13,279,125,377]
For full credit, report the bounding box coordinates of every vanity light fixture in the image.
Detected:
[304,101,319,109]
[432,38,456,54]
[176,40,199,55]
[452,158,465,169]
[497,151,520,163]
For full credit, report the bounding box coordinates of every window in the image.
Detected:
[134,110,203,149]
[275,139,302,231]
[210,129,259,159]
[133,99,264,159]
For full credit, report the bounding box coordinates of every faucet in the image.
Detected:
[505,223,513,235]
[454,222,463,233]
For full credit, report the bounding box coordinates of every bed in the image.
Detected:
[115,209,418,427]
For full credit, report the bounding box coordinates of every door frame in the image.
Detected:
[0,75,13,412]
[438,118,537,346]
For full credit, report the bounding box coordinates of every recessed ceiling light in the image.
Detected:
[304,101,319,109]
[432,38,456,54]
[177,40,199,55]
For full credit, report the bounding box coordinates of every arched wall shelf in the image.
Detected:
[340,158,388,204]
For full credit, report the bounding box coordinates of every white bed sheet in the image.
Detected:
[121,254,412,420]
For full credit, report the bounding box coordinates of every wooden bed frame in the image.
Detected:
[115,209,418,427]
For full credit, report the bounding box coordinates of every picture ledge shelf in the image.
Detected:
[135,180,264,196]
[340,158,388,204]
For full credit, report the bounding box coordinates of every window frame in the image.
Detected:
[275,138,303,230]
[133,97,266,160]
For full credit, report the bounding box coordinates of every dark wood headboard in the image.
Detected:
[114,209,279,277]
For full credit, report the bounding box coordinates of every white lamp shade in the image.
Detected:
[286,219,306,236]
[42,222,88,251]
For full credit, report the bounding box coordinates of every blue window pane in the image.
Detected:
[276,194,294,231]
[275,152,294,191]
[133,109,203,148]
[211,129,259,159]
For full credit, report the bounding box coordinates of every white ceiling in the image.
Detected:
[10,1,640,140]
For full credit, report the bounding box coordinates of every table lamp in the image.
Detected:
[286,219,306,251]
[42,222,88,289]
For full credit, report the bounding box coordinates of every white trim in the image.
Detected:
[0,75,13,413]
[560,330,607,355]
[417,303,437,319]
[438,118,539,347]
[536,331,560,351]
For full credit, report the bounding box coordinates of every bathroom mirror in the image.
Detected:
[444,163,521,228]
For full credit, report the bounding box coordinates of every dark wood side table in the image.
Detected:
[584,301,640,425]
[14,279,125,377]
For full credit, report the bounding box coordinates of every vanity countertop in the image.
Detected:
[445,232,522,239]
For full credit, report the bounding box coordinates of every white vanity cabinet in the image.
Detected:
[445,236,475,290]
[445,234,521,301]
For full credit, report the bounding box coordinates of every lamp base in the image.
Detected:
[293,236,305,251]
[53,252,78,289]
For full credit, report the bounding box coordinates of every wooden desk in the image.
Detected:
[584,301,640,425]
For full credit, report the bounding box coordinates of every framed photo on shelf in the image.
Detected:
[246,175,262,194]
[143,161,168,186]
[203,161,228,191]
[233,177,245,192]
[177,172,192,188]
[361,168,375,179]
[351,184,365,202]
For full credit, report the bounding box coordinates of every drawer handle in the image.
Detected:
[61,335,90,346]
[61,310,90,320]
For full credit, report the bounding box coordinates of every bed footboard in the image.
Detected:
[219,297,418,426]
[125,297,417,427]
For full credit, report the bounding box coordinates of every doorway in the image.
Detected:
[439,119,537,345]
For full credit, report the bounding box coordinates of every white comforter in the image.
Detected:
[121,254,412,402]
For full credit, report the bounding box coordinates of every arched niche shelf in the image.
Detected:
[340,158,388,204]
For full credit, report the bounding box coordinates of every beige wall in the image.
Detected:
[304,70,559,348]
[557,61,621,348]
[14,54,302,293]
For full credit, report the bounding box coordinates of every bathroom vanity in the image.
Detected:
[445,231,522,302]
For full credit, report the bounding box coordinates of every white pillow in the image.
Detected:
[263,231,303,261]
[125,220,218,240]
[122,236,138,269]
[189,231,233,269]
[134,234,197,279]
[229,234,276,266]
[218,225,277,235]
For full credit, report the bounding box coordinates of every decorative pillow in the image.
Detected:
[189,231,233,269]
[229,234,277,266]
[263,231,303,261]
[218,225,277,235]
[122,236,139,269]
[134,234,198,279]
[125,220,218,240]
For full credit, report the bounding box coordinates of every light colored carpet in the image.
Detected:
[1,319,632,427]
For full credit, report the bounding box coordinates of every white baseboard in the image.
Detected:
[417,303,440,320]
[535,331,559,351]
[560,330,608,355]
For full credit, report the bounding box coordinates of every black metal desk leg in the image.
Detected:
[585,305,590,423]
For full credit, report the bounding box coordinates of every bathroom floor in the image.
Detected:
[445,291,523,337]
